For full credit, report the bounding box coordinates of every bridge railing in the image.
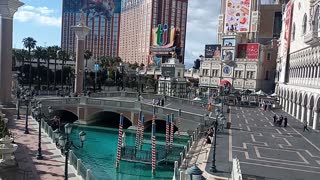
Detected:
[91,91,206,108]
[39,97,215,131]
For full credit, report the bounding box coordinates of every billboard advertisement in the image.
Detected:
[205,45,221,58]
[63,0,121,19]
[222,49,235,61]
[222,38,236,47]
[237,43,260,59]
[151,24,181,48]
[224,0,251,33]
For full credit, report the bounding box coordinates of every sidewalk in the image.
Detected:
[180,132,231,180]
[2,108,80,180]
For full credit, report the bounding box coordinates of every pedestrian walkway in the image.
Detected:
[3,108,80,180]
[180,132,230,180]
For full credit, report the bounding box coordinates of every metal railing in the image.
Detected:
[41,120,96,180]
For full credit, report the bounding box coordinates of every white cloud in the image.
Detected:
[185,0,221,63]
[14,5,61,27]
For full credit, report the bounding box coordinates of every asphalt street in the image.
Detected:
[229,106,320,180]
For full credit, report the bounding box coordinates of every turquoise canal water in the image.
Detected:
[70,125,189,180]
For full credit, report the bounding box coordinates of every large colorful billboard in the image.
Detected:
[237,43,260,59]
[151,24,180,48]
[224,0,251,33]
[222,49,235,61]
[205,45,221,58]
[63,0,121,19]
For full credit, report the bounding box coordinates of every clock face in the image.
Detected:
[223,66,231,75]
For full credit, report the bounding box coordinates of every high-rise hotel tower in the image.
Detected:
[119,0,188,65]
[61,0,121,58]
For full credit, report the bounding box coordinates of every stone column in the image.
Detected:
[288,100,292,115]
[313,109,318,130]
[0,0,24,105]
[72,23,90,95]
[296,104,301,120]
[301,105,306,122]
[307,106,312,126]
[285,99,289,112]
[292,102,296,117]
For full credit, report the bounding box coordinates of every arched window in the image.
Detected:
[302,14,307,34]
[292,23,296,41]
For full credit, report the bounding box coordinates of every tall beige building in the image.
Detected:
[119,0,188,65]
[199,0,282,93]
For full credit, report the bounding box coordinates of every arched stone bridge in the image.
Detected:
[38,96,214,132]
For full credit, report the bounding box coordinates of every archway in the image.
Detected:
[314,96,320,129]
[296,92,303,120]
[50,110,78,130]
[144,119,178,134]
[87,111,132,129]
[308,95,315,126]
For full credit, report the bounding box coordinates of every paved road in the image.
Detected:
[229,106,320,180]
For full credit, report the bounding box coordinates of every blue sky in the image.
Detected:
[13,0,62,48]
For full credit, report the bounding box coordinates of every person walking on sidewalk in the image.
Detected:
[303,120,309,132]
[273,114,277,124]
[284,116,288,127]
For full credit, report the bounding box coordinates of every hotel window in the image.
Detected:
[203,69,209,76]
[302,14,307,34]
[267,53,271,60]
[292,23,296,41]
[235,70,242,78]
[212,69,219,77]
[246,71,255,79]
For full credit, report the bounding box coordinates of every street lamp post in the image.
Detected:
[23,90,33,134]
[54,123,86,180]
[119,63,125,91]
[33,102,43,160]
[210,108,221,172]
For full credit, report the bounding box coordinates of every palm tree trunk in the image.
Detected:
[47,60,50,91]
[37,58,40,92]
[85,58,88,67]
[54,58,57,90]
[28,49,32,90]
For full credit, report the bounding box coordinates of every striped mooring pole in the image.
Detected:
[135,111,142,151]
[170,113,174,149]
[116,114,124,168]
[165,114,170,148]
[151,118,156,174]
[139,115,145,149]
[178,109,182,142]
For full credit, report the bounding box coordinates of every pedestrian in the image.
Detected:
[161,98,164,106]
[303,120,309,132]
[284,116,288,127]
[279,115,283,126]
[273,114,277,124]
[152,98,155,105]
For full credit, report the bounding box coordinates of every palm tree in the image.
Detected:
[22,37,37,89]
[34,46,46,91]
[58,50,69,89]
[84,50,93,68]
[48,46,60,90]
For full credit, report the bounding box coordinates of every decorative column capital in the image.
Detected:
[72,25,90,40]
[0,0,24,19]
[313,108,320,113]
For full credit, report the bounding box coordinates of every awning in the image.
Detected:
[219,80,231,87]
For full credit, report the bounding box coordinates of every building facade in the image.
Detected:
[276,0,320,130]
[61,0,121,59]
[199,0,281,93]
[118,0,188,65]
[158,57,187,97]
